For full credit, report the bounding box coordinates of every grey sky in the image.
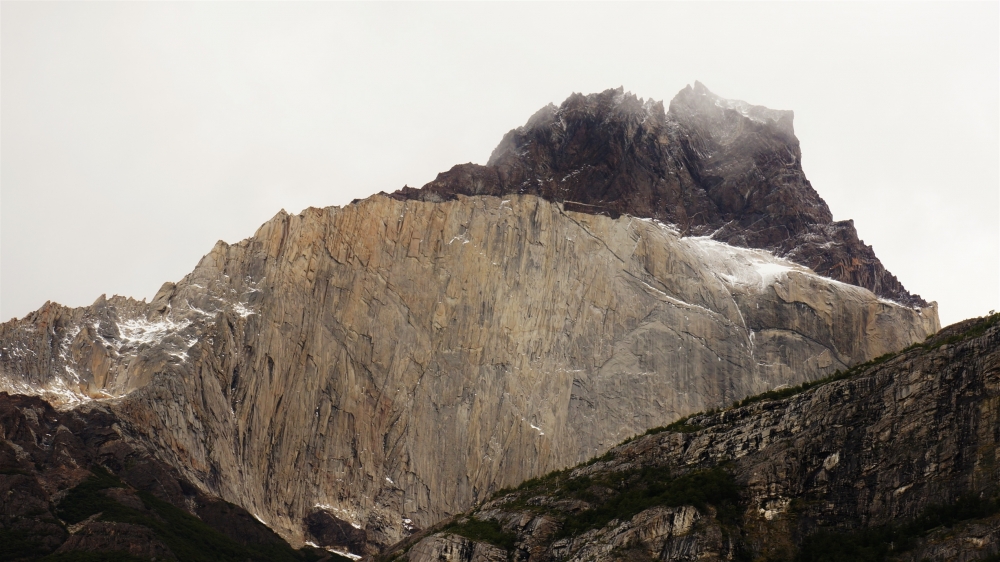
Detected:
[2,2,997,327]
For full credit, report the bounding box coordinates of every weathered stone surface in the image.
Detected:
[540,505,727,562]
[0,193,936,554]
[0,392,315,561]
[55,521,174,559]
[387,315,999,561]
[394,83,924,306]
[306,509,369,556]
[899,513,1000,562]
[406,534,508,562]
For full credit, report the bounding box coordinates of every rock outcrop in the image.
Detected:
[0,392,331,561]
[0,192,937,554]
[385,314,1000,562]
[394,83,924,307]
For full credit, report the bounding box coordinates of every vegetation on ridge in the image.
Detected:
[407,314,1000,561]
[441,518,517,552]
[638,313,1000,442]
[448,464,743,555]
[796,493,1000,562]
[550,465,741,540]
[48,466,333,562]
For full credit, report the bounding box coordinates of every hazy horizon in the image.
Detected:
[2,2,998,327]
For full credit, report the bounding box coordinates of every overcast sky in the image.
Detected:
[2,2,997,327]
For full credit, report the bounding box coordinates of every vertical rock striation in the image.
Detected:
[1,194,936,553]
[389,314,1000,562]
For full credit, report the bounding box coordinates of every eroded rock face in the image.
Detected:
[390,316,1000,562]
[0,194,937,554]
[394,83,924,307]
[0,393,313,561]
[55,521,174,559]
[406,534,508,562]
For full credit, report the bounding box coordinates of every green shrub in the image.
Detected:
[55,465,126,524]
[54,466,322,562]
[796,493,1000,562]
[923,313,1000,350]
[554,466,741,539]
[442,517,517,551]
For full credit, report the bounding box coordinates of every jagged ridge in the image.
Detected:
[392,82,926,308]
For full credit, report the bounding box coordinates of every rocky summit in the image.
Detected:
[0,84,948,560]
[395,82,925,307]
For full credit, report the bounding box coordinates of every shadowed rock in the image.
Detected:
[394,83,924,307]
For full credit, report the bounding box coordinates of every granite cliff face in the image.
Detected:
[0,85,939,557]
[0,196,936,554]
[385,314,1000,562]
[395,83,924,307]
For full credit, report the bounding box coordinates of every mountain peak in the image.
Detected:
[672,81,795,136]
[486,86,667,168]
[392,83,925,307]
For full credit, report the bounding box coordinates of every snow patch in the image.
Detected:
[117,318,191,347]
[232,302,256,318]
[0,374,95,408]
[681,236,806,292]
[58,325,83,382]
[184,301,216,318]
[521,417,544,436]
[561,169,583,182]
[753,262,795,288]
[2,343,38,360]
[305,542,361,560]
[314,504,363,529]
[328,547,362,560]
[634,216,681,235]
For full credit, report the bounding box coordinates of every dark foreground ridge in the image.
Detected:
[381,314,1000,561]
[391,82,926,307]
[0,393,348,562]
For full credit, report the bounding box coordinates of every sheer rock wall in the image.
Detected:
[0,194,937,552]
[395,316,999,562]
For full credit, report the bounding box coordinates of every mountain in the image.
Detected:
[0,84,939,558]
[394,82,925,308]
[382,313,1000,562]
